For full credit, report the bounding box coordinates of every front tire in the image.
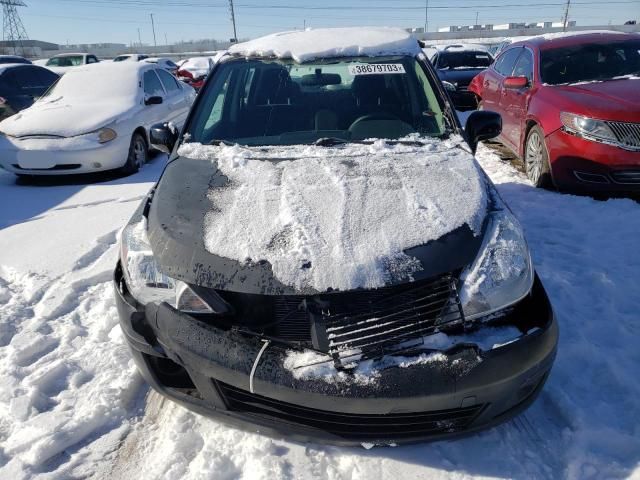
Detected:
[121,132,148,175]
[525,126,552,188]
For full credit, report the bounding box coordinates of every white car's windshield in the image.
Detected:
[186,56,450,146]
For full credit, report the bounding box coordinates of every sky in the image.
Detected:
[16,0,640,46]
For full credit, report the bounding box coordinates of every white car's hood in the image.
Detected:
[0,97,139,137]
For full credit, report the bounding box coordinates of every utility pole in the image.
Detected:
[475,12,479,25]
[150,13,157,47]
[562,0,571,32]
[137,27,142,47]
[424,0,429,33]
[1,0,30,57]
[228,0,238,42]
[164,33,168,46]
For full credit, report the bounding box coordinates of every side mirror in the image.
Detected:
[442,81,457,92]
[145,96,163,105]
[465,110,502,153]
[150,122,178,154]
[504,76,529,89]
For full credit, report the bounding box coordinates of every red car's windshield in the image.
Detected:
[540,39,640,85]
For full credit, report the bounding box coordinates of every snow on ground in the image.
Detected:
[1,142,640,479]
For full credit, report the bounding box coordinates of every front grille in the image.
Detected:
[324,274,463,368]
[218,273,463,362]
[610,170,640,184]
[606,121,640,151]
[216,381,486,440]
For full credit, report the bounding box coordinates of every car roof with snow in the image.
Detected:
[227,27,422,63]
[516,30,636,50]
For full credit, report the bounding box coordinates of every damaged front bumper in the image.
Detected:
[114,263,558,445]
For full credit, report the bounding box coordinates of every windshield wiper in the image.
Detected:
[206,139,234,146]
[313,137,350,147]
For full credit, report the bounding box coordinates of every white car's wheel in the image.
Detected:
[121,132,148,175]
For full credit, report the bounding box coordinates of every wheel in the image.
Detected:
[121,132,148,175]
[525,125,552,188]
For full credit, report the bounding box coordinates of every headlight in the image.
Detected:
[119,218,214,313]
[560,112,616,144]
[98,127,118,144]
[458,208,534,321]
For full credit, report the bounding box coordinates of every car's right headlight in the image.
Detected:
[458,208,534,321]
[560,112,617,145]
[119,218,215,313]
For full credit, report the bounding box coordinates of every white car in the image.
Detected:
[0,62,196,176]
[143,57,179,75]
[113,53,149,62]
[44,53,100,75]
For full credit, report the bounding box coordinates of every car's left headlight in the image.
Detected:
[560,112,616,145]
[97,127,118,144]
[458,208,534,321]
[119,218,214,313]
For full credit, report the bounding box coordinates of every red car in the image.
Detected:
[469,32,640,191]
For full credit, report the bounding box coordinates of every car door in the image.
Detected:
[142,68,169,126]
[155,68,189,126]
[499,48,535,152]
[481,47,523,112]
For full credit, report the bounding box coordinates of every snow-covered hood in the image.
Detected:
[0,96,138,137]
[147,138,489,295]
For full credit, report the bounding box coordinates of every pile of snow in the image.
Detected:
[179,138,487,292]
[228,27,421,63]
[178,57,212,77]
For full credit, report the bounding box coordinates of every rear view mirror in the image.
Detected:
[442,81,457,92]
[150,122,178,154]
[465,110,502,153]
[145,96,163,105]
[504,76,529,89]
[300,73,341,86]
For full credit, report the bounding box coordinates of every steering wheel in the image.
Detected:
[348,113,401,131]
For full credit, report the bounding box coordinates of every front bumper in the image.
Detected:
[114,265,558,445]
[0,134,131,175]
[546,128,640,192]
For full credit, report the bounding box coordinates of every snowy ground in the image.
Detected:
[1,145,639,479]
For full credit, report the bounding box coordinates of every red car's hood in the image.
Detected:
[550,78,640,120]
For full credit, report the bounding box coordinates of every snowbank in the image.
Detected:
[228,27,421,63]
[179,138,487,292]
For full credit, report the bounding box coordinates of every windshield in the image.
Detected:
[46,55,84,67]
[113,55,130,62]
[186,56,449,146]
[541,39,640,84]
[437,51,492,69]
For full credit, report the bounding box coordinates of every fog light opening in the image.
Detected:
[573,171,610,184]
[148,355,196,389]
[92,162,102,168]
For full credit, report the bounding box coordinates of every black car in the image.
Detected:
[431,46,493,111]
[0,55,31,65]
[0,64,59,121]
[114,28,557,445]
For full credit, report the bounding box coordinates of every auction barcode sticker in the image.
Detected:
[348,64,406,75]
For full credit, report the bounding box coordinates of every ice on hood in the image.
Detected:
[179,138,487,292]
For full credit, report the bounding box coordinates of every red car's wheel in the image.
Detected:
[525,126,552,189]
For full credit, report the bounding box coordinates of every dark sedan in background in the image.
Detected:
[0,64,59,121]
[431,46,493,111]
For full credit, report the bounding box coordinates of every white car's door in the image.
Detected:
[142,68,170,126]
[155,68,192,127]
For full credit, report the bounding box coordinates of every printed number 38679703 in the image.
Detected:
[348,64,406,75]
